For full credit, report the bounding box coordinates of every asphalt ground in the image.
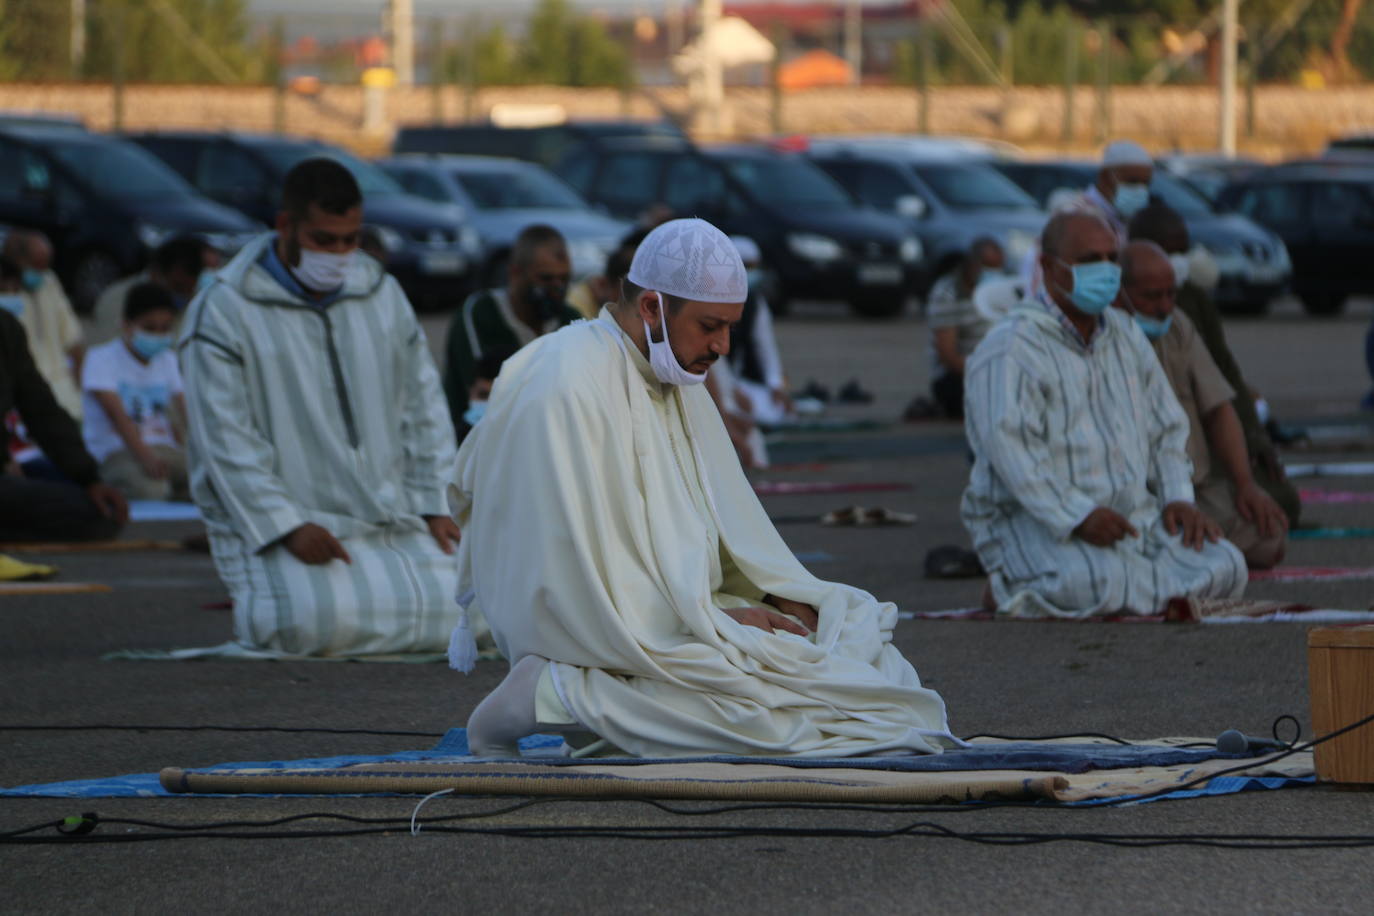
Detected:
[4,299,1374,914]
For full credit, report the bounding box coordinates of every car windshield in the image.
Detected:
[451,167,587,210]
[257,143,403,196]
[718,154,853,209]
[48,138,191,197]
[914,164,1039,210]
[1151,172,1214,217]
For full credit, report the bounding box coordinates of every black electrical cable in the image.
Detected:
[959,732,1135,746]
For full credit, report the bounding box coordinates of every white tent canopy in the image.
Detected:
[673,16,776,76]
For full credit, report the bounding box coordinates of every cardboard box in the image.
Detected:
[1308,625,1374,783]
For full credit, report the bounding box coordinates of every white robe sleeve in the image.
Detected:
[396,308,458,517]
[180,300,306,552]
[967,341,1099,540]
[752,297,785,391]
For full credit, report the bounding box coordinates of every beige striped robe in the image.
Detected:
[961,301,1247,618]
[178,234,460,656]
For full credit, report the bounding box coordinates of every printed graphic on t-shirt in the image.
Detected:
[117,380,173,444]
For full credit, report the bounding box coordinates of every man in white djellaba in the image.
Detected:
[450,218,957,758]
[962,211,1248,619]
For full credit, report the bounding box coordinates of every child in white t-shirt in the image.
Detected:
[80,283,188,501]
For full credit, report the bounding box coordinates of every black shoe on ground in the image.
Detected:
[837,378,874,404]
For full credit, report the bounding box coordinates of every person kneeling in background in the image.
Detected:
[81,283,189,501]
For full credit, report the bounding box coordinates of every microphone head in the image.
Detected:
[1216,729,1248,755]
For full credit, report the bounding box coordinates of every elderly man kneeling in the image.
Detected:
[962,211,1247,618]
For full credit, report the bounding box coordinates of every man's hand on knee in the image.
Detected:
[1073,507,1138,547]
[723,606,811,636]
[423,514,461,555]
[85,482,129,526]
[284,523,352,565]
[763,594,819,631]
[1162,502,1221,551]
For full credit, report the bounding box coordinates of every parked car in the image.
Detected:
[0,125,260,311]
[378,154,629,286]
[1216,159,1374,315]
[129,131,482,309]
[1324,133,1374,157]
[804,138,1046,294]
[558,137,921,317]
[991,159,1291,315]
[1156,153,1264,204]
[392,119,686,173]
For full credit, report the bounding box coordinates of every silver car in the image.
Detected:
[379,154,630,285]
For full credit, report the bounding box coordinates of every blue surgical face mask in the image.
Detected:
[130,329,173,361]
[1057,259,1121,316]
[196,270,217,293]
[20,269,43,292]
[463,400,488,427]
[0,294,25,318]
[1133,312,1172,340]
[1113,183,1150,218]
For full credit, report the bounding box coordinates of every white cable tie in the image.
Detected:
[410,787,456,837]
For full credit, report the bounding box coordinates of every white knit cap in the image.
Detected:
[1102,140,1152,168]
[627,218,748,304]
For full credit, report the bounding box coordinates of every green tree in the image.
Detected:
[82,0,256,84]
[442,0,631,88]
[0,0,74,81]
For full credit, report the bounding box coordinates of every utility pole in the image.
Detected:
[386,0,415,87]
[70,0,87,78]
[844,0,862,85]
[699,0,724,136]
[1219,0,1239,156]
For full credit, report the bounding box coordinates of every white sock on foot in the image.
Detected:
[466,655,549,757]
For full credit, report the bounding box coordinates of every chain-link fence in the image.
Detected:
[2,0,1371,91]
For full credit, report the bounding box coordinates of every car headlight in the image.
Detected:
[787,232,845,263]
[370,225,406,254]
[899,236,923,264]
[459,226,484,257]
[1004,228,1035,267]
[567,239,606,277]
[136,223,175,249]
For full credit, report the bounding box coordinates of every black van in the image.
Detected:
[392,120,685,172]
[0,125,260,311]
[557,137,922,317]
[130,132,482,309]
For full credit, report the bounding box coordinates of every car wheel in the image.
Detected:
[848,292,907,319]
[68,249,124,316]
[1299,292,1347,316]
[1220,297,1270,316]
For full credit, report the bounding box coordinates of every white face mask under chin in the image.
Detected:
[644,292,708,386]
[293,246,354,292]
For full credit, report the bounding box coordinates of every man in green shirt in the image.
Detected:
[443,224,582,427]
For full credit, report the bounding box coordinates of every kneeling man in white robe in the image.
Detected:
[962,211,1247,618]
[180,158,461,656]
[452,218,955,757]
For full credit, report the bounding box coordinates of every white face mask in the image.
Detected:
[644,292,707,387]
[293,246,354,292]
[1167,253,1191,288]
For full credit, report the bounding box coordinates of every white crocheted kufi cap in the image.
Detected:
[626,218,748,304]
[1101,140,1152,168]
